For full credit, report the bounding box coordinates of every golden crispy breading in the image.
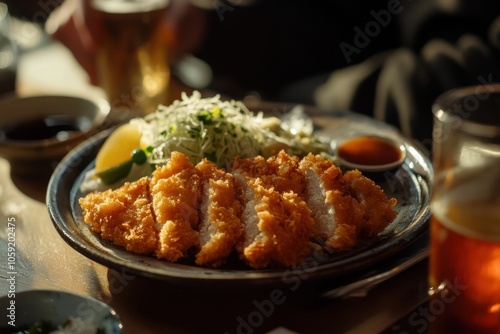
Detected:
[233,153,315,269]
[242,179,314,268]
[262,150,305,195]
[231,154,268,177]
[323,188,364,250]
[342,169,398,238]
[299,153,364,251]
[150,152,200,262]
[79,150,398,269]
[299,153,347,191]
[79,177,158,255]
[195,159,242,267]
[234,150,304,194]
[300,153,397,251]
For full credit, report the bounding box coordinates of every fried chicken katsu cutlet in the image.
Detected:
[343,169,398,238]
[150,151,200,262]
[79,177,158,255]
[232,152,314,269]
[79,150,398,269]
[299,153,397,251]
[196,159,242,267]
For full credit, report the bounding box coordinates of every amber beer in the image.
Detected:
[429,193,500,333]
[429,84,500,334]
[90,0,170,119]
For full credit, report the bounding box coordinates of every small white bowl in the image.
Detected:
[0,289,122,333]
[336,134,406,172]
[0,95,110,175]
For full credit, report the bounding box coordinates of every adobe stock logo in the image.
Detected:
[339,0,409,64]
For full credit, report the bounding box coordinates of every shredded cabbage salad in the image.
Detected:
[131,91,330,169]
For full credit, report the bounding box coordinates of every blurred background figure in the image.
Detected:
[4,0,500,142]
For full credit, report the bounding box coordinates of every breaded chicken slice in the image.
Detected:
[195,159,243,267]
[342,169,398,238]
[150,151,201,262]
[232,155,314,269]
[262,150,305,195]
[299,153,364,251]
[299,154,398,251]
[79,177,158,255]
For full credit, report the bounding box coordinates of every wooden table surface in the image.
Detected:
[0,20,430,334]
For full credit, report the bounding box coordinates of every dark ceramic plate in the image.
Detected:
[47,104,432,287]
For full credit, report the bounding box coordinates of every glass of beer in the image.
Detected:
[429,84,500,333]
[89,0,171,121]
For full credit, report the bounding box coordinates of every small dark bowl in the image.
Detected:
[0,289,122,333]
[0,95,110,175]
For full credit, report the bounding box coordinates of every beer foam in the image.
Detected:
[435,163,500,204]
[432,196,500,242]
[91,0,170,14]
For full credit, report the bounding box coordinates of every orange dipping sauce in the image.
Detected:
[337,136,403,166]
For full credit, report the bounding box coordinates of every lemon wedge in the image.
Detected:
[94,123,143,183]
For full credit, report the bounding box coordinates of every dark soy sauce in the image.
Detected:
[1,115,89,141]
